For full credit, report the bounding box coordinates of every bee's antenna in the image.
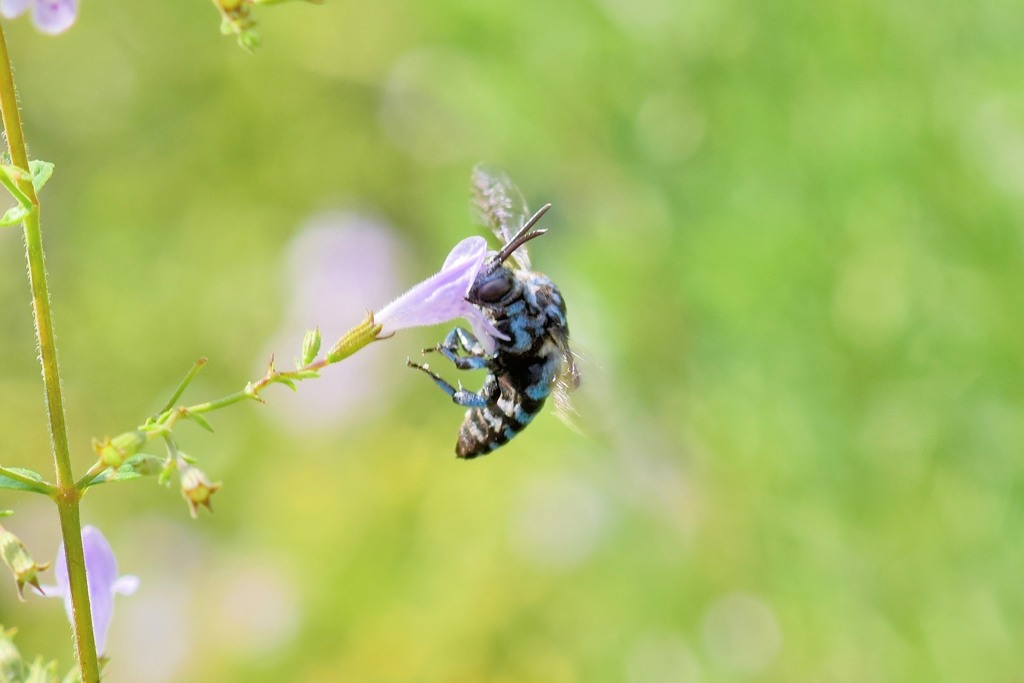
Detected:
[496,203,551,264]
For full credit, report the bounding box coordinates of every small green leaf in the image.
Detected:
[0,625,26,682]
[187,412,215,433]
[24,656,57,683]
[60,663,84,683]
[0,164,26,182]
[83,455,165,488]
[0,469,51,495]
[0,205,28,227]
[0,512,11,519]
[28,161,54,194]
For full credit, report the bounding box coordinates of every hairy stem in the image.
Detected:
[0,24,99,683]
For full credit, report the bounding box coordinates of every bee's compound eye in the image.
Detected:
[476,275,512,303]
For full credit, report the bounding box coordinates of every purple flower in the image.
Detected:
[0,0,77,35]
[375,236,508,354]
[44,526,138,655]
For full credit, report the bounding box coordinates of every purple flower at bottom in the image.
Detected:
[43,526,138,655]
[0,0,77,35]
[375,236,508,354]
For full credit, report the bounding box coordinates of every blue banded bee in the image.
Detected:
[408,166,579,458]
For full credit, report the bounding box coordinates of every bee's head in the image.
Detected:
[467,263,516,307]
[468,203,551,307]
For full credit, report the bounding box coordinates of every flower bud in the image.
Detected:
[92,431,147,468]
[0,528,49,600]
[180,465,222,518]
[300,328,321,366]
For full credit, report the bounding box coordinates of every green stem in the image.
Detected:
[0,165,33,211]
[156,353,335,420]
[156,357,208,415]
[0,24,99,683]
[185,388,253,415]
[73,461,110,491]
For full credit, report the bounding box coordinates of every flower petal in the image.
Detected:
[462,305,505,355]
[112,575,140,596]
[376,236,487,334]
[32,0,77,35]
[52,526,134,655]
[0,0,31,19]
[80,526,120,589]
[439,235,487,277]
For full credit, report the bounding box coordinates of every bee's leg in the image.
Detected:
[448,327,486,354]
[426,327,489,371]
[406,358,489,408]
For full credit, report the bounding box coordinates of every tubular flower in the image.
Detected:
[44,526,138,655]
[375,236,507,354]
[0,0,77,35]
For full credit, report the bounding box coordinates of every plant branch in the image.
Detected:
[0,24,99,683]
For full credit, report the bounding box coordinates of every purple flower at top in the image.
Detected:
[375,236,508,354]
[0,0,77,35]
[44,525,138,655]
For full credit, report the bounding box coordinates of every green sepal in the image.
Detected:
[237,29,262,52]
[83,454,165,488]
[157,459,177,487]
[326,312,382,363]
[28,161,53,194]
[0,469,51,495]
[0,530,49,600]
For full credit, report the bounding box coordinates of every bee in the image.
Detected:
[407,166,579,458]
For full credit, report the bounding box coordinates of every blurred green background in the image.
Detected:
[1,0,1022,680]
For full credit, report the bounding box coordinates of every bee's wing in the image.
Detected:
[550,326,583,431]
[470,164,532,271]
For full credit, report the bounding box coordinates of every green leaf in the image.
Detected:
[0,469,51,495]
[186,412,215,433]
[59,664,83,683]
[0,205,28,227]
[23,657,57,683]
[83,455,165,488]
[0,512,11,519]
[28,161,53,194]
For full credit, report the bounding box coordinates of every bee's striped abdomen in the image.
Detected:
[456,385,545,459]
[454,340,562,458]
